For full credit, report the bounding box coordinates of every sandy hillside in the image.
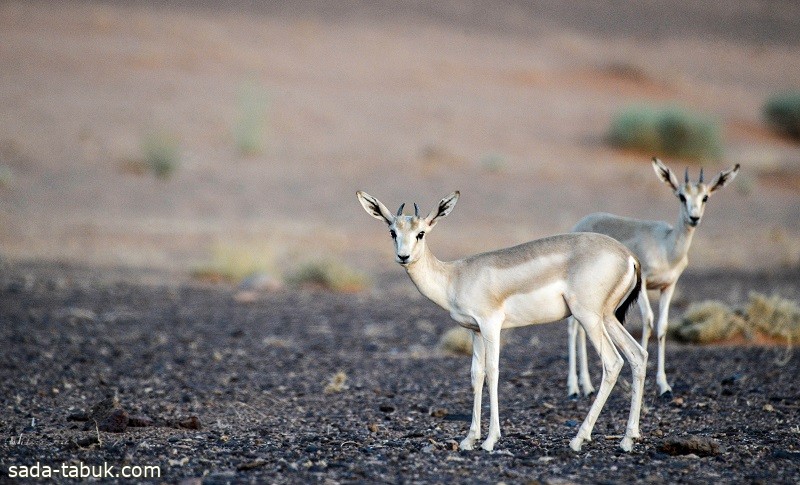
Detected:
[0,0,798,278]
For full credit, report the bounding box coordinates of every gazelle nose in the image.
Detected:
[689,216,700,226]
[398,254,410,263]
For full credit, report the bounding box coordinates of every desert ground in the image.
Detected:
[1,0,799,483]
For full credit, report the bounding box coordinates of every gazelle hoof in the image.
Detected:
[620,436,634,452]
[480,439,496,451]
[569,437,583,452]
[568,393,580,401]
[659,389,673,400]
[459,439,475,451]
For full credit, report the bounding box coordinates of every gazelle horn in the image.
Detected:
[699,167,704,183]
[414,203,420,217]
[396,203,405,216]
[684,167,689,183]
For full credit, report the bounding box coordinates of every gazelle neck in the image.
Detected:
[668,212,696,264]
[404,244,453,311]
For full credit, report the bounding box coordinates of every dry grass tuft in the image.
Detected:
[438,326,474,355]
[190,244,278,284]
[672,292,800,344]
[286,259,369,292]
[324,371,348,393]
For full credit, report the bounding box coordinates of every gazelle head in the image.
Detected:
[651,157,740,228]
[357,191,460,266]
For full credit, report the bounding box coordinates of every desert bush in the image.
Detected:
[608,105,723,161]
[285,259,368,292]
[672,292,800,344]
[763,92,800,140]
[234,80,270,156]
[142,131,180,179]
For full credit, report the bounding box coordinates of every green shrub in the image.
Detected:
[142,131,180,179]
[608,105,723,161]
[763,92,800,140]
[286,259,369,292]
[234,80,270,156]
[0,164,12,188]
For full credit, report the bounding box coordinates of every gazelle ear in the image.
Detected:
[357,191,394,225]
[651,157,680,192]
[426,191,460,226]
[708,164,740,193]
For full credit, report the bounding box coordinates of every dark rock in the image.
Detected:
[88,396,128,433]
[659,436,721,457]
[127,414,154,427]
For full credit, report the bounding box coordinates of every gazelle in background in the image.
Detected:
[358,190,647,452]
[567,158,740,397]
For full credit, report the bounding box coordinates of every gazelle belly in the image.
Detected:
[501,281,569,328]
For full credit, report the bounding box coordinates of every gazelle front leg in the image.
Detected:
[480,319,503,451]
[460,331,485,450]
[655,283,676,396]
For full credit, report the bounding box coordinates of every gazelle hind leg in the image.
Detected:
[605,315,648,451]
[566,317,580,397]
[568,310,623,452]
[460,331,485,450]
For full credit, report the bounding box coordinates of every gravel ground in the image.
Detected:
[1,261,799,483]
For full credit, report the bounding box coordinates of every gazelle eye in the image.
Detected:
[702,195,709,202]
[390,230,397,239]
[416,231,425,240]
[679,194,686,203]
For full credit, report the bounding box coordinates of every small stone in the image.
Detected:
[178,416,201,430]
[430,408,448,418]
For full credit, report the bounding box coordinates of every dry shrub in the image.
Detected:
[673,293,800,344]
[673,301,746,343]
[746,293,800,341]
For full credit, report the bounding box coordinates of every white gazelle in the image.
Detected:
[357,190,648,452]
[567,158,740,397]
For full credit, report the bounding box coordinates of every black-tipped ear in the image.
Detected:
[426,191,460,226]
[709,164,740,193]
[357,191,394,225]
[652,158,680,191]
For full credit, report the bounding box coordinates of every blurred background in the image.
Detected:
[1,0,798,287]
